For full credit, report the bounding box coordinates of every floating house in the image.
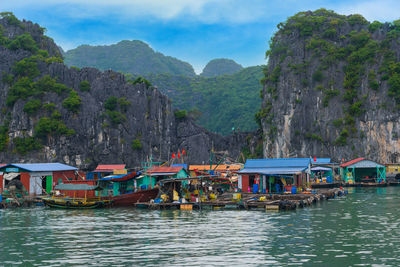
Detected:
[97,171,141,197]
[237,158,311,193]
[385,163,400,179]
[86,164,126,180]
[340,158,386,183]
[136,166,189,189]
[309,158,337,183]
[0,163,78,195]
[189,164,242,176]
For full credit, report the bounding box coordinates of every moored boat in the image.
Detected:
[110,188,159,206]
[42,183,111,209]
[42,196,110,209]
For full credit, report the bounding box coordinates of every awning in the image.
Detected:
[238,167,307,175]
[150,172,176,176]
[311,167,332,171]
[55,183,101,191]
[99,171,140,182]
[4,172,20,181]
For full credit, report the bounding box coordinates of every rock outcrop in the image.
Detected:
[259,9,400,163]
[0,14,251,169]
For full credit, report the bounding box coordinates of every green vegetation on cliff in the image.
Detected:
[260,8,400,155]
[147,65,263,135]
[64,40,196,76]
[200,58,243,77]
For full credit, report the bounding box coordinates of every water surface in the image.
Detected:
[1,187,400,266]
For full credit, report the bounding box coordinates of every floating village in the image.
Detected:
[0,152,400,211]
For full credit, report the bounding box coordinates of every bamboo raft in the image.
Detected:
[133,188,346,211]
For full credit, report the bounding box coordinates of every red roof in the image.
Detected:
[340,158,366,168]
[0,164,6,168]
[150,166,183,174]
[95,164,126,172]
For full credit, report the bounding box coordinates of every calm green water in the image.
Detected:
[1,187,400,266]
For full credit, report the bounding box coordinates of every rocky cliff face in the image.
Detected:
[0,14,250,169]
[259,9,400,163]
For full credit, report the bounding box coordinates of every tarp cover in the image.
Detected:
[311,167,332,171]
[4,172,20,181]
[55,183,100,191]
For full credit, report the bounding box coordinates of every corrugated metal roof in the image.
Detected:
[55,183,100,191]
[340,158,366,167]
[2,163,77,172]
[95,164,126,171]
[311,167,332,171]
[189,164,242,171]
[244,158,310,168]
[238,167,307,175]
[340,158,384,168]
[150,172,177,176]
[310,158,332,164]
[150,167,183,174]
[172,164,188,169]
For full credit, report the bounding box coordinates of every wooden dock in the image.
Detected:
[133,188,346,211]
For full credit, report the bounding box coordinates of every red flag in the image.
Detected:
[172,153,175,158]
[182,148,185,155]
[178,152,181,158]
[313,156,316,162]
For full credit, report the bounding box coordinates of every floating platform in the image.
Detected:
[133,188,346,211]
[311,182,341,189]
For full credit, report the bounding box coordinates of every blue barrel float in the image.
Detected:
[291,186,297,194]
[253,184,259,193]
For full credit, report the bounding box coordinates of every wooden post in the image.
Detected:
[269,176,271,193]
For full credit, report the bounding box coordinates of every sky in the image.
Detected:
[2,0,400,73]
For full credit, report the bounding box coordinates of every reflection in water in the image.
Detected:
[1,187,400,266]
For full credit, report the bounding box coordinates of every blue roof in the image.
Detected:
[244,158,311,169]
[310,158,332,165]
[172,164,188,169]
[238,167,307,175]
[239,158,311,175]
[1,163,77,172]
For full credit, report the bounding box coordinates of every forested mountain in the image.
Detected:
[259,9,400,162]
[200,58,243,77]
[0,13,251,168]
[63,40,196,76]
[146,65,264,135]
[64,40,263,135]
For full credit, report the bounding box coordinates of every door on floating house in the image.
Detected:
[45,176,53,194]
[30,176,42,195]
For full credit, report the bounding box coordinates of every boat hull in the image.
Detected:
[42,197,110,209]
[110,188,159,206]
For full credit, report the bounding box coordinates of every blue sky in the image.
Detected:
[3,0,400,73]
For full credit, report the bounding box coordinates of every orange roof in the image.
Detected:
[189,164,242,171]
[150,166,183,174]
[340,158,366,168]
[95,164,126,171]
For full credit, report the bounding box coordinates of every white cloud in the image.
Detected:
[334,0,400,22]
[4,0,400,25]
[3,0,304,24]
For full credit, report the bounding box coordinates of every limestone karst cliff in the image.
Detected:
[0,13,252,169]
[259,9,400,162]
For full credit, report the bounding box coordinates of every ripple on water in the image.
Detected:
[2,187,400,265]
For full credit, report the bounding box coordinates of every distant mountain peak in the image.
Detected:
[200,58,243,77]
[64,40,196,76]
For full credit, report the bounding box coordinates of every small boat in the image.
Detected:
[110,188,159,206]
[42,183,111,209]
[42,196,110,209]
